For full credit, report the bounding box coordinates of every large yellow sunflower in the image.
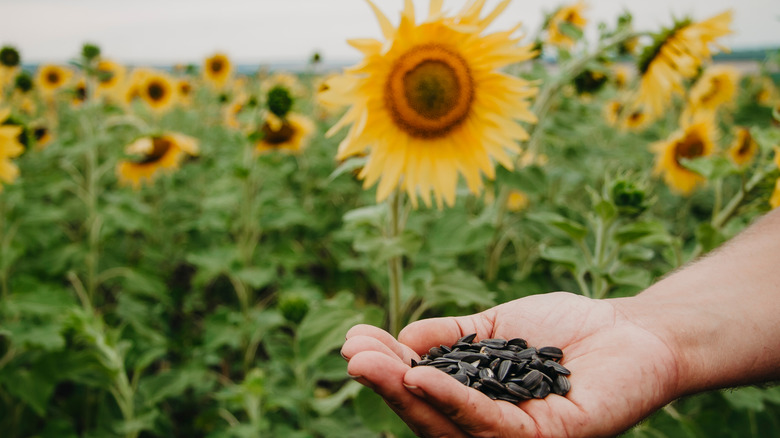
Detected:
[0,108,25,190]
[727,127,757,167]
[635,11,732,121]
[255,112,314,154]
[324,0,537,207]
[770,178,780,210]
[138,71,177,113]
[204,53,233,89]
[116,133,199,189]
[687,65,739,114]
[651,114,717,195]
[546,1,588,48]
[35,64,73,96]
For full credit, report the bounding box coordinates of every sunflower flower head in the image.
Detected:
[95,59,127,102]
[635,11,732,121]
[139,71,177,113]
[36,64,73,96]
[726,127,757,167]
[0,108,26,190]
[117,133,199,189]
[546,1,588,48]
[203,53,233,89]
[651,113,718,195]
[0,47,20,68]
[687,65,739,114]
[324,0,538,208]
[254,112,314,155]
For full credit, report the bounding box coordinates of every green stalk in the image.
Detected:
[387,190,404,337]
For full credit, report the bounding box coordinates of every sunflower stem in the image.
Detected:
[387,190,405,337]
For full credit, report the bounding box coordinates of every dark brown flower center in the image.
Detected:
[138,137,173,164]
[261,120,294,145]
[147,81,167,101]
[674,131,705,166]
[385,44,473,139]
[46,71,61,85]
[210,59,224,74]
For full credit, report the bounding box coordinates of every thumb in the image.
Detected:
[398,311,496,356]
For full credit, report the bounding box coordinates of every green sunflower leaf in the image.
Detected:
[527,212,587,241]
[679,156,737,180]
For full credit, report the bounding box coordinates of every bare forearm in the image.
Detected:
[614,209,780,397]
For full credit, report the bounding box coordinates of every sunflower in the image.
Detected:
[0,108,25,190]
[687,65,738,114]
[727,127,757,167]
[635,11,732,121]
[122,68,153,106]
[323,0,538,207]
[117,133,199,189]
[138,71,177,113]
[176,78,194,106]
[71,77,88,107]
[770,178,780,210]
[35,64,72,96]
[651,113,717,195]
[756,76,778,106]
[612,65,631,89]
[261,72,304,99]
[203,53,233,89]
[604,100,623,126]
[31,123,53,149]
[95,59,127,101]
[546,1,588,48]
[255,112,314,154]
[506,189,530,211]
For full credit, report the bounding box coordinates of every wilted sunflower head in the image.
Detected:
[117,133,199,189]
[651,114,717,195]
[323,0,538,207]
[266,85,293,118]
[139,71,176,112]
[36,64,73,95]
[204,53,232,88]
[0,46,20,68]
[635,11,732,121]
[727,127,758,167]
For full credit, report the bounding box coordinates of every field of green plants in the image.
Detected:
[1,2,780,437]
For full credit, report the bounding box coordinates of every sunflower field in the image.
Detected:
[1,1,780,437]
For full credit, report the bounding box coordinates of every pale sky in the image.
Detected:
[1,0,779,65]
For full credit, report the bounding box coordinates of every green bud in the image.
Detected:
[278,294,309,324]
[81,43,101,61]
[14,72,33,93]
[267,85,293,118]
[0,46,20,67]
[611,179,648,217]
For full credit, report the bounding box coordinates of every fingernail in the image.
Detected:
[347,372,362,379]
[403,383,424,397]
[340,350,349,361]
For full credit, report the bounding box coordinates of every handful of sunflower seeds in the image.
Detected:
[411,333,571,403]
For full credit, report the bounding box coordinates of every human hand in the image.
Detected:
[341,292,681,437]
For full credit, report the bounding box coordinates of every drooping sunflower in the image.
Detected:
[95,59,127,102]
[116,133,199,189]
[31,123,53,149]
[651,113,717,195]
[71,77,88,107]
[35,64,72,96]
[138,71,177,113]
[0,108,25,190]
[255,112,315,154]
[546,1,588,48]
[635,11,732,121]
[203,53,233,89]
[687,65,739,114]
[323,0,538,207]
[727,127,757,167]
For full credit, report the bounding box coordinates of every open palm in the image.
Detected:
[341,292,681,437]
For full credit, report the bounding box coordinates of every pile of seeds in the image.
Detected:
[410,333,571,403]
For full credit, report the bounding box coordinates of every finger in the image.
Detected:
[342,335,420,365]
[398,313,496,356]
[348,351,469,438]
[403,365,542,437]
[344,324,420,363]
